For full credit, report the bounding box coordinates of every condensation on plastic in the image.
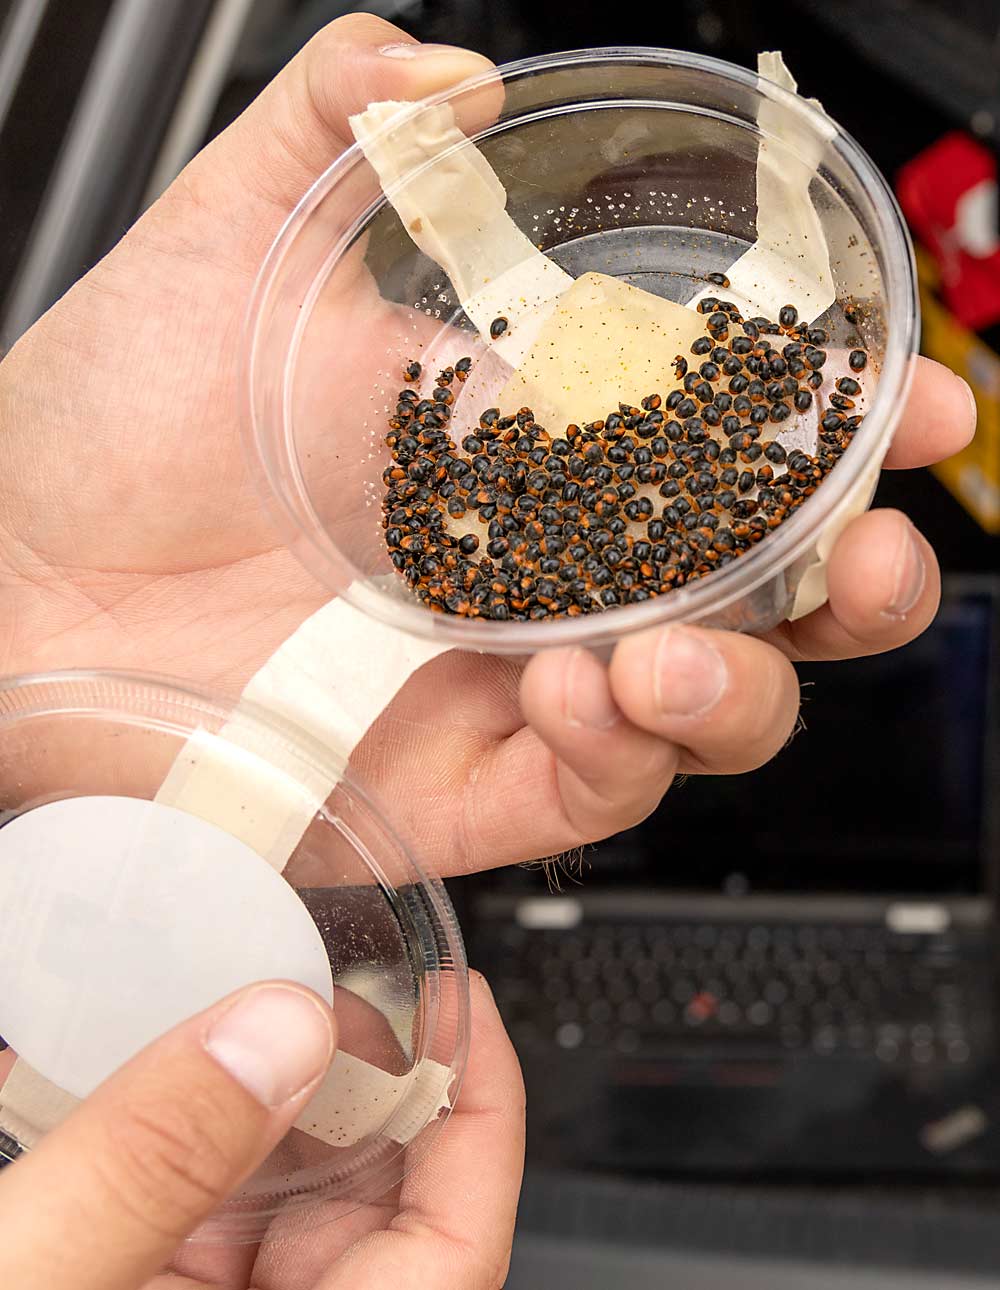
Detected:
[245,46,918,654]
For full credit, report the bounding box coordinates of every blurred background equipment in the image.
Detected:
[2,0,1000,1284]
[469,577,1000,1175]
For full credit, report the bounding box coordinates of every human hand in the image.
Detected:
[0,974,522,1289]
[0,17,976,875]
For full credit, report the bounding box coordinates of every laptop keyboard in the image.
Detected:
[486,920,989,1064]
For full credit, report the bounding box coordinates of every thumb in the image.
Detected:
[0,982,335,1290]
[155,14,496,265]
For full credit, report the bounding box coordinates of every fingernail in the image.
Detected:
[204,985,334,1109]
[885,521,926,618]
[653,628,727,717]
[956,375,978,435]
[470,969,496,1003]
[379,41,470,58]
[564,647,621,729]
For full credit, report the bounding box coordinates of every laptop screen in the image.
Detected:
[585,581,997,898]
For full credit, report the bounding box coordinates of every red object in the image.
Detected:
[897,132,1000,331]
[688,991,717,1022]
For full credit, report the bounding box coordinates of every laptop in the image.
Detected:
[466,576,1000,1177]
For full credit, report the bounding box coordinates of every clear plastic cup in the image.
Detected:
[0,671,468,1242]
[244,47,918,654]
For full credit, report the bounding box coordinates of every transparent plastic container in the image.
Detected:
[245,47,918,653]
[0,671,468,1243]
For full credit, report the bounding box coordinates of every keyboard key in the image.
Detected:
[618,999,643,1025]
[687,992,718,1022]
[616,1028,640,1053]
[637,979,662,1005]
[651,999,676,1025]
[813,1026,839,1054]
[718,1001,742,1026]
[671,979,696,1004]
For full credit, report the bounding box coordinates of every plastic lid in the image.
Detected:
[0,671,468,1243]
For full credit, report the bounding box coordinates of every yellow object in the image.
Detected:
[917,247,1000,533]
[497,272,706,428]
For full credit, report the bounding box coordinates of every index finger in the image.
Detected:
[883,356,977,469]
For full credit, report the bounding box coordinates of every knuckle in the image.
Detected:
[300,13,394,112]
[100,1087,237,1240]
[320,10,390,43]
[446,1232,512,1290]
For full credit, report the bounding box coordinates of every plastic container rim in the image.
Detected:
[243,45,919,652]
[0,667,471,1239]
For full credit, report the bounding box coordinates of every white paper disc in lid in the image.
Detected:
[0,671,469,1243]
[0,796,336,1100]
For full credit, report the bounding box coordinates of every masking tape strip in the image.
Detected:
[349,100,572,367]
[688,52,836,322]
[753,54,864,619]
[688,54,859,618]
[0,597,454,1152]
[786,452,883,620]
[158,596,445,865]
[0,1062,75,1149]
